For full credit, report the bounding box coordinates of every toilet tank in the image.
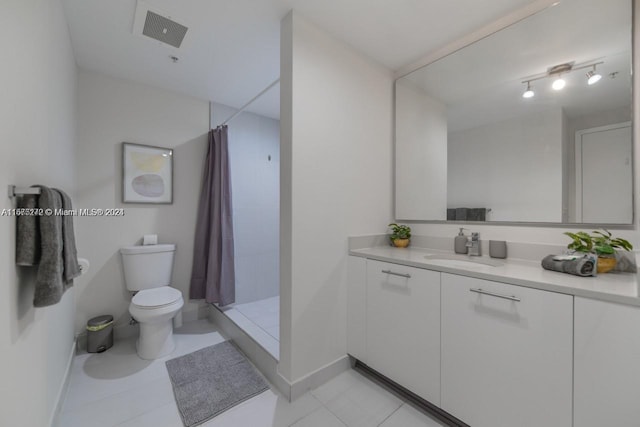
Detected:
[120,244,176,291]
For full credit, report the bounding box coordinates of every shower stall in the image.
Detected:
[210,97,280,359]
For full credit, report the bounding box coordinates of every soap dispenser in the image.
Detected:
[454,228,468,254]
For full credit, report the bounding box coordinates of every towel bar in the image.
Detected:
[8,185,41,199]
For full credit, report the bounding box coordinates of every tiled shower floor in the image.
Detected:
[220,296,280,359]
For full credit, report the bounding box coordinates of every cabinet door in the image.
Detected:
[366,259,440,404]
[574,297,640,427]
[347,256,367,361]
[441,273,572,427]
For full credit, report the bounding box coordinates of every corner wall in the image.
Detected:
[0,0,78,425]
[280,11,394,383]
[74,70,210,336]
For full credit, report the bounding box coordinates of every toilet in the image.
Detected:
[120,244,184,360]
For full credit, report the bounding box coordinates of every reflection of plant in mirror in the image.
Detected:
[564,229,632,257]
[388,223,411,240]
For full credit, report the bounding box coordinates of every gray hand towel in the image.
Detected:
[467,208,487,222]
[53,188,81,283]
[541,254,596,277]
[16,194,40,266]
[455,208,468,220]
[33,186,67,307]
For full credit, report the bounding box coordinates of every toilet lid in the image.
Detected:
[132,287,182,309]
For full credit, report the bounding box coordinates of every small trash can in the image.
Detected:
[87,315,114,353]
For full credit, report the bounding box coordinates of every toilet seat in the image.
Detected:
[132,287,182,309]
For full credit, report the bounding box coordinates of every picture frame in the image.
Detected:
[122,142,173,204]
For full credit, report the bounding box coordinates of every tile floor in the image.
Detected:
[220,296,280,359]
[58,319,444,427]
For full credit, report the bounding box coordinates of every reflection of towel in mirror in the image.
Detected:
[467,208,486,221]
[449,207,486,221]
[455,208,468,220]
[541,254,596,277]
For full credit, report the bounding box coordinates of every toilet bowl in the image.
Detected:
[129,286,184,359]
[120,243,182,360]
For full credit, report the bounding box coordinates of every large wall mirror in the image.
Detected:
[395,0,633,224]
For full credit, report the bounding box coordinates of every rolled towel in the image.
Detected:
[541,254,596,277]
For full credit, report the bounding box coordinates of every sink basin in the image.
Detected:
[424,254,504,268]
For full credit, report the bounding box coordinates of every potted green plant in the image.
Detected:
[388,223,411,248]
[564,229,633,273]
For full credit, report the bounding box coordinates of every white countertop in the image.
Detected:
[350,246,640,307]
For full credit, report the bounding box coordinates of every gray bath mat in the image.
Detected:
[165,341,269,426]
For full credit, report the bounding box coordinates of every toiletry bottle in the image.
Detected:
[454,228,468,254]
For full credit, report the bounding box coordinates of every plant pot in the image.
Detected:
[597,256,617,274]
[392,238,410,248]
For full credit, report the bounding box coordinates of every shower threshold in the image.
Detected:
[216,296,279,360]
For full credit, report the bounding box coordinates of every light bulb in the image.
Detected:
[522,82,534,98]
[587,71,602,85]
[552,77,566,90]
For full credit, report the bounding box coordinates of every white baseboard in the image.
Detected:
[49,339,76,427]
[288,355,351,401]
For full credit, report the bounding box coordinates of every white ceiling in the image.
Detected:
[61,0,537,120]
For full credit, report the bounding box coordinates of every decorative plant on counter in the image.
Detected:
[388,223,412,248]
[564,229,633,273]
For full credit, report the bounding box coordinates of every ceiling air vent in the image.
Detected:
[133,1,188,48]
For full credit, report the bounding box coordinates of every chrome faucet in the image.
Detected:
[466,232,481,256]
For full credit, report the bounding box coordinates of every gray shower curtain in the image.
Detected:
[190,125,235,306]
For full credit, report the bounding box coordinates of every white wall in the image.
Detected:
[0,0,77,425]
[566,106,632,222]
[75,70,209,335]
[280,11,394,382]
[211,103,280,304]
[448,108,564,222]
[395,79,448,220]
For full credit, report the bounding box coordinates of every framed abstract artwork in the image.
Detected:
[122,142,173,204]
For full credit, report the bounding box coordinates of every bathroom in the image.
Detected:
[2,0,639,426]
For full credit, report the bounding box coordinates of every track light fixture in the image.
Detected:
[586,65,602,85]
[521,60,604,98]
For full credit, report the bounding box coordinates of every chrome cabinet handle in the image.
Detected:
[381,269,411,279]
[470,288,521,302]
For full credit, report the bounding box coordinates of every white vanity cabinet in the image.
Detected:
[440,273,573,427]
[365,259,441,404]
[574,297,640,427]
